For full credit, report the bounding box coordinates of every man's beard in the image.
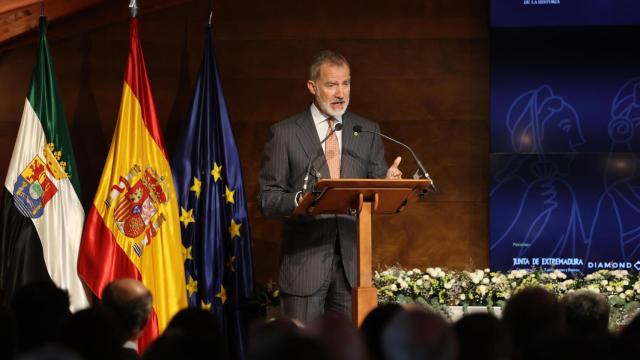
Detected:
[316,96,349,117]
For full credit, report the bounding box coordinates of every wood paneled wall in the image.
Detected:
[0,0,489,285]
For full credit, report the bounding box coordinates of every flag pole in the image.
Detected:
[129,0,138,18]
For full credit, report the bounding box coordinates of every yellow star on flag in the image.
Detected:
[216,284,227,304]
[183,245,192,261]
[186,276,198,298]
[229,219,241,239]
[201,301,212,311]
[226,256,237,272]
[179,207,195,228]
[190,177,202,198]
[225,186,235,204]
[211,162,222,182]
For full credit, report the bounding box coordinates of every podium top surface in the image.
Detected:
[313,178,431,189]
[294,178,432,215]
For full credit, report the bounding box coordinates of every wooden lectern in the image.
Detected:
[294,178,432,325]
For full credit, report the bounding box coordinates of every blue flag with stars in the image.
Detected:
[171,24,254,359]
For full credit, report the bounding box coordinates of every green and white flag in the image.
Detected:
[0,17,88,311]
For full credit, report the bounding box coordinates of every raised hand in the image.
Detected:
[386,156,403,179]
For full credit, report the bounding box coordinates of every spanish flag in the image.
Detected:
[78,18,186,350]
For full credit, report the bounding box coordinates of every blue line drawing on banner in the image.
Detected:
[586,77,640,268]
[505,85,586,153]
[490,85,588,271]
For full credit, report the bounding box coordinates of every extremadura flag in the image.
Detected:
[0,16,89,311]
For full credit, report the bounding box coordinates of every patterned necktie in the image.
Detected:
[325,117,341,179]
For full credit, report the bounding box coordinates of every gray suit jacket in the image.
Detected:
[257,108,388,296]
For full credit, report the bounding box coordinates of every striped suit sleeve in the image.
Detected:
[257,123,298,217]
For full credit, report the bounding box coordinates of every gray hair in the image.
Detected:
[309,50,349,81]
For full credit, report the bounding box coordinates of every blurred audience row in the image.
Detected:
[2,281,640,360]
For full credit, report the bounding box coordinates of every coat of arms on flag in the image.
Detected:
[105,164,169,257]
[13,143,67,219]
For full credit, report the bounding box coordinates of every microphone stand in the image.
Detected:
[353,125,437,193]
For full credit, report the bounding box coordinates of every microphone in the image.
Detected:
[352,125,437,192]
[302,122,343,193]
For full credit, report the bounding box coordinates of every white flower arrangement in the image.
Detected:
[373,266,640,325]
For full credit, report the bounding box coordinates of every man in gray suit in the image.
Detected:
[257,50,402,323]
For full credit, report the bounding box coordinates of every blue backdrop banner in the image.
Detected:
[491,0,640,28]
[490,26,640,273]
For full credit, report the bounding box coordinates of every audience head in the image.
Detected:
[248,331,330,360]
[454,313,511,360]
[166,307,220,336]
[382,307,457,360]
[11,281,71,354]
[143,327,228,360]
[502,287,566,359]
[248,317,329,360]
[58,306,122,360]
[155,307,228,359]
[560,289,610,338]
[361,303,403,360]
[249,316,302,349]
[307,312,367,360]
[101,278,153,344]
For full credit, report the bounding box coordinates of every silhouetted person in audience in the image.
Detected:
[58,306,122,360]
[247,316,330,360]
[248,331,330,360]
[102,278,153,360]
[250,316,302,340]
[382,307,458,360]
[167,307,221,334]
[361,303,402,360]
[248,316,303,358]
[1,303,15,360]
[11,281,71,355]
[143,307,228,360]
[143,328,228,360]
[307,312,367,360]
[502,287,566,360]
[622,310,640,337]
[560,289,610,339]
[608,311,640,358]
[454,313,511,360]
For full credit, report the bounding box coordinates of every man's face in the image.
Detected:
[307,62,351,117]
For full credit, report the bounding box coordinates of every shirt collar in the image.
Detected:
[310,102,343,125]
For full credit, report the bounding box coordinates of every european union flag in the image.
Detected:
[171,24,254,359]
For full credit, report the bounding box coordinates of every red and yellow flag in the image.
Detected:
[78,18,186,350]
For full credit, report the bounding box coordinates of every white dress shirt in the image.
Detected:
[310,102,343,153]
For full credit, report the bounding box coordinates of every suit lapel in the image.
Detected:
[295,109,329,179]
